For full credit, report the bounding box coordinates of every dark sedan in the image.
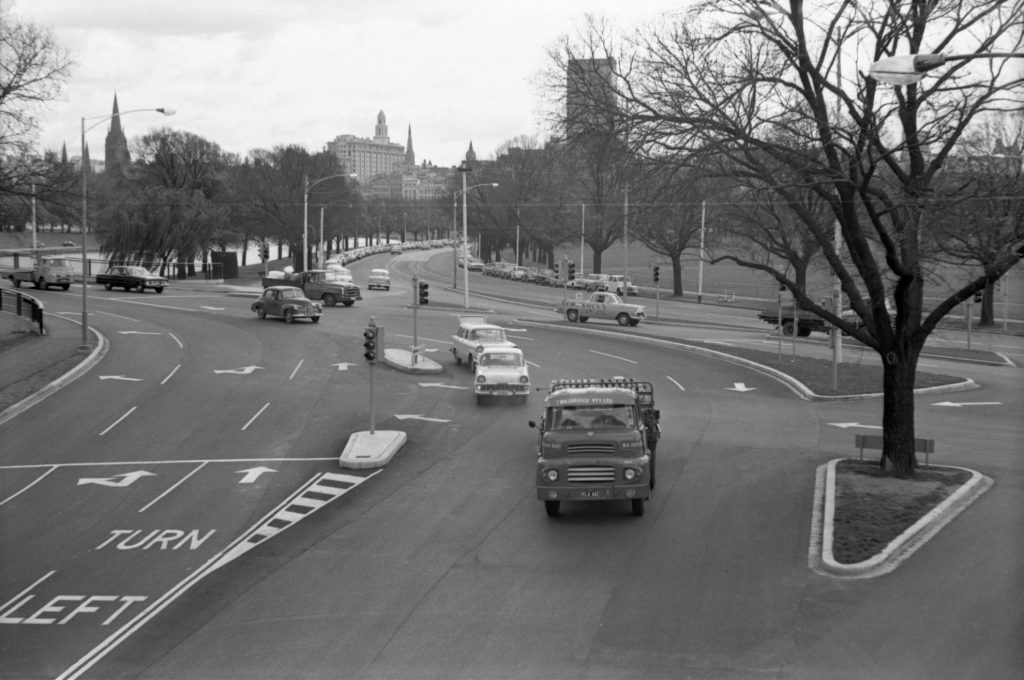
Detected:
[95,266,169,293]
[251,286,323,323]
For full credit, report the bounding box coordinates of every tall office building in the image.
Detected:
[327,111,410,180]
[565,58,617,140]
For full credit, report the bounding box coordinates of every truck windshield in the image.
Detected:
[547,405,634,429]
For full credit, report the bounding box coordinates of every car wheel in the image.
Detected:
[155,287,164,294]
[544,500,560,517]
[467,353,475,370]
[616,313,630,326]
[256,308,267,319]
[137,283,146,293]
[579,316,589,323]
[566,309,579,322]
[631,498,646,517]
[629,319,639,327]
[104,283,113,291]
[311,315,320,324]
[284,309,295,324]
[453,348,462,365]
[782,321,796,337]
[322,293,337,307]
[476,394,485,405]
[342,300,354,307]
[12,278,21,288]
[61,284,70,290]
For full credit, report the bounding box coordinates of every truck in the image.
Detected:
[530,377,661,517]
[261,269,361,307]
[757,304,829,337]
[4,255,75,290]
[554,291,647,326]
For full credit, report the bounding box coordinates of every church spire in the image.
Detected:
[105,93,130,176]
[405,125,415,166]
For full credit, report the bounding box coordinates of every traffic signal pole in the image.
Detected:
[363,318,379,434]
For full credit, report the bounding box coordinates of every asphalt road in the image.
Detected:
[1,250,1021,679]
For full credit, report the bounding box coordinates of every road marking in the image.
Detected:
[829,422,883,430]
[0,466,57,507]
[332,362,356,371]
[160,364,181,385]
[138,463,206,513]
[666,376,685,392]
[394,414,451,422]
[241,402,270,431]
[99,376,142,382]
[726,382,757,392]
[99,407,137,436]
[417,382,469,390]
[931,401,1002,407]
[77,471,155,488]
[214,365,263,375]
[168,332,183,349]
[236,466,276,484]
[200,306,224,311]
[588,349,637,364]
[289,360,304,380]
[118,331,163,336]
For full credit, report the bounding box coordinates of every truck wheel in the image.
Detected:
[631,498,646,516]
[616,313,630,326]
[650,454,656,490]
[566,309,579,322]
[104,283,113,291]
[284,309,295,324]
[782,321,796,337]
[798,326,812,337]
[36,277,46,289]
[322,293,337,307]
[579,316,589,322]
[545,500,560,517]
[342,300,354,307]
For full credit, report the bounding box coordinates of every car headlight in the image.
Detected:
[519,375,529,384]
[544,469,558,483]
[476,375,486,383]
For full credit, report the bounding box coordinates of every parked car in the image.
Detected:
[95,266,169,293]
[367,268,391,290]
[251,286,322,323]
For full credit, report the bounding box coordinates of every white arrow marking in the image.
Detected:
[726,383,757,392]
[77,471,156,487]
[417,382,469,390]
[931,401,1002,407]
[423,347,439,353]
[394,414,452,423]
[829,422,883,430]
[332,362,356,371]
[236,466,276,484]
[118,331,162,335]
[214,366,263,375]
[201,306,224,311]
[99,375,143,381]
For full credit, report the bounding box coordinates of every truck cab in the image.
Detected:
[530,378,660,517]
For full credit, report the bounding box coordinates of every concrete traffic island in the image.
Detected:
[340,430,407,469]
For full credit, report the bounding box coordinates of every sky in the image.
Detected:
[18,0,685,168]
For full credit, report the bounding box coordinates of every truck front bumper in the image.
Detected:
[536,484,650,502]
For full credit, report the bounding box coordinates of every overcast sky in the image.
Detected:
[19,0,684,168]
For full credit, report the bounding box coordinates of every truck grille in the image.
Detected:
[566,443,616,456]
[567,466,616,483]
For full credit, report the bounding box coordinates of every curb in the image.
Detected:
[809,458,993,579]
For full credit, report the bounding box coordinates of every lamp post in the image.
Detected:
[304,173,355,270]
[455,162,498,308]
[79,106,175,351]
[869,52,1024,85]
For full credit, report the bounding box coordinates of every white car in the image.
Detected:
[474,346,530,404]
[450,314,517,369]
[607,275,639,296]
[367,268,391,290]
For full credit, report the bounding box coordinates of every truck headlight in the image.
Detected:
[544,469,558,483]
[623,468,639,482]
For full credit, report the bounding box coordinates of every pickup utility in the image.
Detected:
[261,269,361,307]
[4,255,74,290]
[554,291,647,326]
[757,304,828,337]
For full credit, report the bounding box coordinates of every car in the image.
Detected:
[367,268,391,290]
[584,273,612,291]
[251,286,322,323]
[467,258,484,271]
[474,346,530,404]
[450,314,517,369]
[95,265,169,293]
[62,241,76,247]
[607,274,639,296]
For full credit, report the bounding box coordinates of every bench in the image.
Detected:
[855,434,936,467]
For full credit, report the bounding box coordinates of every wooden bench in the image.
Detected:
[855,434,936,467]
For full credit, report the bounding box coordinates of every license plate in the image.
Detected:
[578,489,611,499]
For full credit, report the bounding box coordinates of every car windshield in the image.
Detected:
[480,352,522,367]
[547,405,634,429]
[472,329,506,342]
[279,288,304,299]
[127,267,151,276]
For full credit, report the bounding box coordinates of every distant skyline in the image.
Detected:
[17,0,685,168]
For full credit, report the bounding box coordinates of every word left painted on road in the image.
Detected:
[0,573,147,626]
[95,528,216,551]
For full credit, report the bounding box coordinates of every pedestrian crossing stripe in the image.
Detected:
[212,471,379,568]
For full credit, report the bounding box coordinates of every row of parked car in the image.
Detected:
[478,262,640,296]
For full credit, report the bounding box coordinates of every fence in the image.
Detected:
[0,288,45,335]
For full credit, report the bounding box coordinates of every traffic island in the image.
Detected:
[340,430,407,469]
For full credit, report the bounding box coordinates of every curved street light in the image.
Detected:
[455,162,498,309]
[869,52,1024,85]
[79,107,175,350]
[304,173,356,269]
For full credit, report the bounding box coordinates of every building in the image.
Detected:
[326,111,410,180]
[104,94,130,176]
[565,58,617,140]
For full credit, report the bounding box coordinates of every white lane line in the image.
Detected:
[160,364,181,385]
[0,466,57,507]
[289,360,304,380]
[666,376,686,392]
[138,463,207,513]
[99,407,137,436]
[168,332,183,349]
[588,349,638,364]
[241,402,270,431]
[1,571,57,613]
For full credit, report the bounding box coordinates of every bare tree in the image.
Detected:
[575,0,1024,475]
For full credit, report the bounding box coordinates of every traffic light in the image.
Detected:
[363,327,377,363]
[653,265,660,283]
[568,262,576,280]
[261,243,270,261]
[418,281,429,305]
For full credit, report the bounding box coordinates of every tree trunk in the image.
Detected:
[880,350,920,476]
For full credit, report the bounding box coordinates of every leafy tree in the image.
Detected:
[566,0,1024,475]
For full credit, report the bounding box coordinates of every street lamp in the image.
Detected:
[869,52,1024,85]
[455,161,498,309]
[79,106,175,350]
[304,173,356,269]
